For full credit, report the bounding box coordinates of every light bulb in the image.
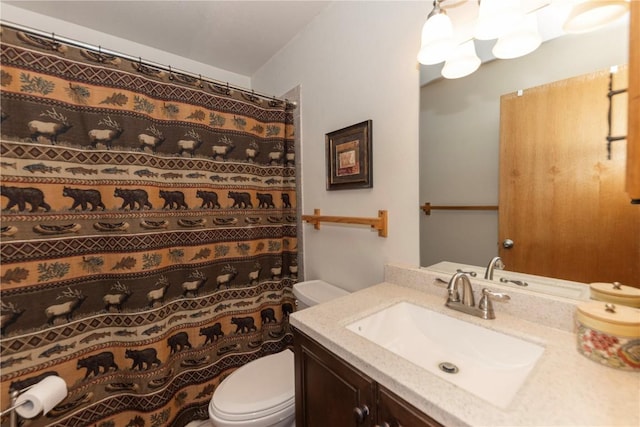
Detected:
[563,0,630,33]
[442,40,481,79]
[417,12,455,65]
[493,13,542,59]
[475,0,525,40]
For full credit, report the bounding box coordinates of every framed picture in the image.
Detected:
[325,120,372,190]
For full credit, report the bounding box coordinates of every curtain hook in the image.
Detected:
[168,65,174,80]
[199,74,203,88]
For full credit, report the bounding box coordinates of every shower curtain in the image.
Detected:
[0,26,297,427]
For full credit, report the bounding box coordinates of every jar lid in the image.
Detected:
[577,301,640,337]
[590,282,640,307]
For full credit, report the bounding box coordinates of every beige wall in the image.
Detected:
[253,2,424,291]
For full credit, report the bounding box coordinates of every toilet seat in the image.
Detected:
[210,350,294,423]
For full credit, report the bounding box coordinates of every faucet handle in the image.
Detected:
[478,288,511,319]
[480,288,510,301]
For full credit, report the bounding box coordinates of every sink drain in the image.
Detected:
[438,362,459,374]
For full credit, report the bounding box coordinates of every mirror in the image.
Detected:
[419,19,630,295]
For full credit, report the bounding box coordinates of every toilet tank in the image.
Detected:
[292,280,350,310]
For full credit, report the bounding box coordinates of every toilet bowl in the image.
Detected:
[209,280,349,427]
[209,349,295,427]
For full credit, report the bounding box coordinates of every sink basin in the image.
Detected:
[346,302,544,409]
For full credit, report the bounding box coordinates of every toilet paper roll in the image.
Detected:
[15,375,67,419]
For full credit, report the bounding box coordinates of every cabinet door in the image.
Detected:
[377,385,443,427]
[294,329,376,427]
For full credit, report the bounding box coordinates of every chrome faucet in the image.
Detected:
[446,272,510,319]
[446,272,475,307]
[484,256,505,280]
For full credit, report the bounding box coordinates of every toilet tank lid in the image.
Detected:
[211,350,294,418]
[293,280,350,307]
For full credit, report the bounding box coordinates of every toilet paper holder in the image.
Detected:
[2,388,26,427]
[0,376,67,427]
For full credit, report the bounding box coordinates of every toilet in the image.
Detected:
[208,280,350,427]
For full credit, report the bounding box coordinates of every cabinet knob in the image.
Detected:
[353,404,370,424]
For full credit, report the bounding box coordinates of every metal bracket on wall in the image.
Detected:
[607,71,628,160]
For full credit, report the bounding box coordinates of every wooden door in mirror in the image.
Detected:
[628,1,640,201]
[499,67,639,286]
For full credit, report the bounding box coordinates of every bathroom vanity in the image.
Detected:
[289,264,640,426]
[293,328,442,427]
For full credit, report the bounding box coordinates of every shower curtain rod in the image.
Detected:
[0,20,296,108]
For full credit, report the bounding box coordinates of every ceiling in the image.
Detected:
[2,0,331,77]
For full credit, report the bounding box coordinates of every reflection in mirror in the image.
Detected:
[425,261,591,300]
[419,20,632,294]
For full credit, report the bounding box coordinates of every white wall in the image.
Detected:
[253,2,424,292]
[419,21,629,268]
[0,3,250,87]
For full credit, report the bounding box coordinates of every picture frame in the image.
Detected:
[325,120,372,190]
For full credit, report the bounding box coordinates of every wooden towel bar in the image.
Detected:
[302,208,388,237]
[420,202,498,215]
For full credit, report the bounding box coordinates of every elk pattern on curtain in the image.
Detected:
[0,26,297,427]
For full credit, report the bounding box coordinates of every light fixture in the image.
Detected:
[417,0,630,79]
[492,13,542,59]
[562,0,630,33]
[475,0,524,40]
[442,40,481,79]
[417,0,455,65]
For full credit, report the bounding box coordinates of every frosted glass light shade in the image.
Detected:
[493,14,542,59]
[475,0,524,40]
[417,12,455,65]
[562,0,630,33]
[442,40,481,79]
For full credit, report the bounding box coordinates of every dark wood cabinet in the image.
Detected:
[293,328,443,427]
[377,385,443,427]
[294,328,376,426]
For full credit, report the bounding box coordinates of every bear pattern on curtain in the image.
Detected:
[0,26,297,427]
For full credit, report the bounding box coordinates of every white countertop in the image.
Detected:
[289,276,640,426]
